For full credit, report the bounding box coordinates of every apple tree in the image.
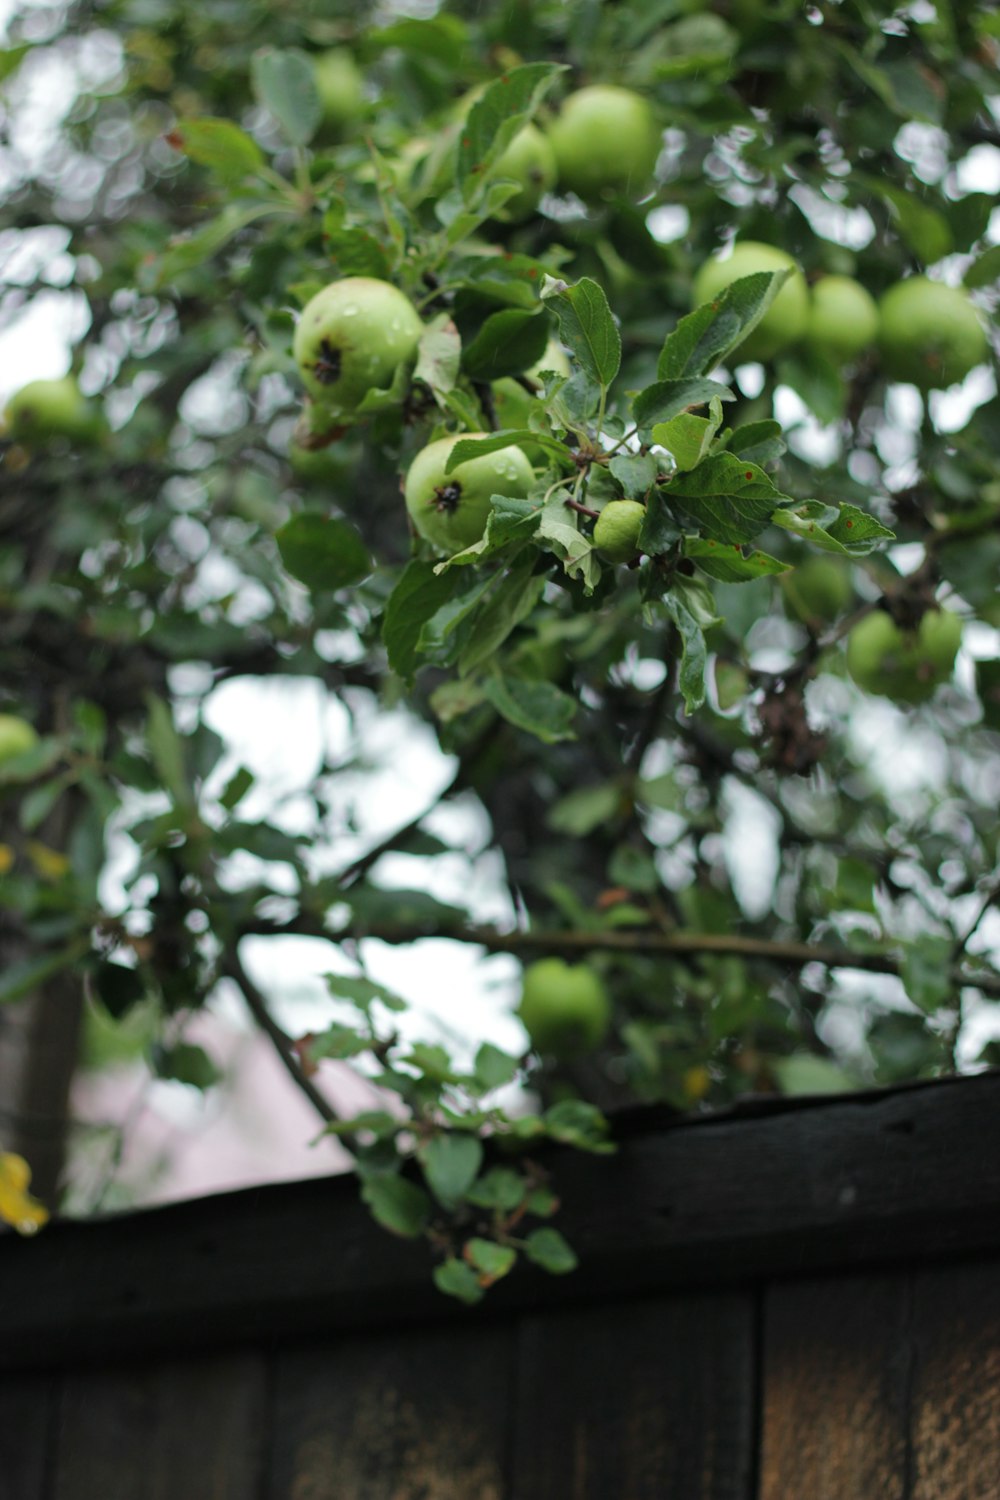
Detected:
[1,0,999,1296]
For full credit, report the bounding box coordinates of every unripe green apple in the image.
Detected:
[492,123,558,222]
[593,500,646,563]
[517,958,611,1058]
[293,278,424,414]
[0,714,38,766]
[547,85,660,202]
[878,277,988,390]
[805,275,880,364]
[313,49,364,131]
[492,340,571,458]
[404,433,535,553]
[692,242,809,362]
[781,556,853,624]
[846,607,962,703]
[3,376,100,445]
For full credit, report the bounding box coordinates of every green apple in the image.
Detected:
[0,714,38,767]
[404,433,535,553]
[781,556,853,624]
[517,958,611,1058]
[805,275,880,365]
[313,49,364,131]
[846,607,962,703]
[692,242,809,362]
[593,500,646,563]
[547,85,660,202]
[492,340,571,458]
[492,123,558,222]
[293,278,424,414]
[3,376,99,445]
[878,277,988,390]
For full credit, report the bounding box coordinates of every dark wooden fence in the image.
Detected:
[2,1073,999,1498]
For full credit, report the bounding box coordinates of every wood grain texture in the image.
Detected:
[50,1351,267,1500]
[4,1075,1000,1371]
[510,1292,755,1500]
[0,1371,54,1499]
[760,1275,910,1500]
[911,1258,1000,1500]
[266,1322,513,1500]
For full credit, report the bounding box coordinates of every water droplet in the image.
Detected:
[342,306,358,317]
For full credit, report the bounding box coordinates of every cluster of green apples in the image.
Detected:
[845,606,963,704]
[692,242,988,387]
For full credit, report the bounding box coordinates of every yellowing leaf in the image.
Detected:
[25,840,70,881]
[0,1152,49,1234]
[0,844,14,874]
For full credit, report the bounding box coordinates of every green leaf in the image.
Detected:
[465,1238,517,1279]
[652,410,719,472]
[152,203,282,287]
[901,936,954,1014]
[659,271,791,378]
[360,1173,431,1237]
[471,1043,520,1093]
[659,582,716,713]
[306,1023,372,1061]
[547,782,623,837]
[414,315,462,397]
[154,1041,221,1091]
[724,419,786,466]
[462,309,550,381]
[858,176,952,264]
[822,504,896,555]
[523,1227,579,1274]
[323,1110,401,1138]
[772,1054,855,1096]
[219,766,254,811]
[323,224,391,281]
[457,62,564,204]
[168,118,264,182]
[275,515,371,593]
[632,378,733,432]
[608,452,658,500]
[434,1257,485,1304]
[144,694,193,812]
[458,556,545,677]
[543,1098,614,1153]
[324,973,408,1012]
[540,275,621,388]
[482,672,578,743]
[383,562,463,680]
[964,245,1000,291]
[419,1133,484,1206]
[663,455,786,545]
[465,1167,527,1210]
[685,539,790,583]
[251,47,322,146]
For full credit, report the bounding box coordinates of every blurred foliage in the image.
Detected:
[1,0,999,1284]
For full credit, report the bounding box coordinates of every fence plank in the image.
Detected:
[0,1371,54,1499]
[510,1292,755,1500]
[267,1322,514,1499]
[911,1258,1000,1500]
[50,1351,267,1500]
[759,1275,909,1500]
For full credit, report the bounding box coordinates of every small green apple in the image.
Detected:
[781,556,853,624]
[692,242,809,362]
[846,607,962,703]
[293,277,424,414]
[547,85,660,202]
[805,275,880,365]
[405,433,535,554]
[593,500,646,563]
[313,49,364,131]
[517,958,611,1058]
[0,714,39,767]
[492,123,557,222]
[878,277,988,390]
[3,376,100,445]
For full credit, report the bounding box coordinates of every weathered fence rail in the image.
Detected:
[2,1073,999,1497]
